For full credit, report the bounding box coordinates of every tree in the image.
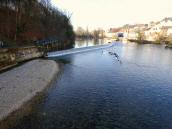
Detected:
[136,30,145,41]
[155,29,167,44]
[0,0,75,48]
[166,35,172,44]
[75,27,85,37]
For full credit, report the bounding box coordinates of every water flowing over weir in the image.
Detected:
[47,43,114,57]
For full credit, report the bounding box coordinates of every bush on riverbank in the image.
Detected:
[0,0,75,49]
[166,36,172,44]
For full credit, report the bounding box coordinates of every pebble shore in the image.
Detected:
[0,59,59,121]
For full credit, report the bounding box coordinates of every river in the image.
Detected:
[10,40,172,129]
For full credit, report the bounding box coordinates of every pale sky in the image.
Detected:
[51,0,172,30]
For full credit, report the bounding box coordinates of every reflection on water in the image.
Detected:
[8,42,172,129]
[75,39,105,48]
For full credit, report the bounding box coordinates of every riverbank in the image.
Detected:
[0,59,59,122]
[128,39,155,44]
[128,39,172,45]
[165,44,172,48]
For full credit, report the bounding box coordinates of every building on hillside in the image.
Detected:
[145,18,172,41]
[105,28,120,38]
[144,25,162,41]
[122,24,148,40]
[107,28,129,39]
[148,21,157,28]
[105,17,172,42]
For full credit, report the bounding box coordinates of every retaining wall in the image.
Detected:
[0,46,44,71]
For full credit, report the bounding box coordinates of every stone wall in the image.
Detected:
[14,46,43,62]
[0,46,44,71]
[0,49,16,71]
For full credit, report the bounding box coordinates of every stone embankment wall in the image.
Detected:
[0,41,72,71]
[0,46,44,71]
[0,49,16,71]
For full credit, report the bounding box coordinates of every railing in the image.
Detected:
[34,38,59,46]
[0,41,4,48]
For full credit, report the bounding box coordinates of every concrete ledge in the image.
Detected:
[0,59,59,121]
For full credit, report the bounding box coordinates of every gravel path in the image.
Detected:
[0,59,59,121]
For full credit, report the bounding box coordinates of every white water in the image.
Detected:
[47,43,114,57]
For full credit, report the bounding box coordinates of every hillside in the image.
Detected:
[0,0,75,48]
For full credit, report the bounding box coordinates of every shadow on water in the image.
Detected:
[56,58,71,64]
[0,92,47,129]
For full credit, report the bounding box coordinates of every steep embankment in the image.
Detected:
[0,0,75,47]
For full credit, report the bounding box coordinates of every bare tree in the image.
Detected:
[155,29,167,43]
[136,30,145,41]
[0,0,75,48]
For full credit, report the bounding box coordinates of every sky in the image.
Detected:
[51,0,172,30]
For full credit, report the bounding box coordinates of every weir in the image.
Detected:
[47,43,114,57]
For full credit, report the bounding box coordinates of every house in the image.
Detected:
[144,18,172,41]
[144,25,162,41]
[121,24,148,40]
[105,28,121,38]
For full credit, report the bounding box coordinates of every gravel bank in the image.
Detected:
[0,59,59,121]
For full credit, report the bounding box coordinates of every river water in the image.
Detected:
[11,41,172,129]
